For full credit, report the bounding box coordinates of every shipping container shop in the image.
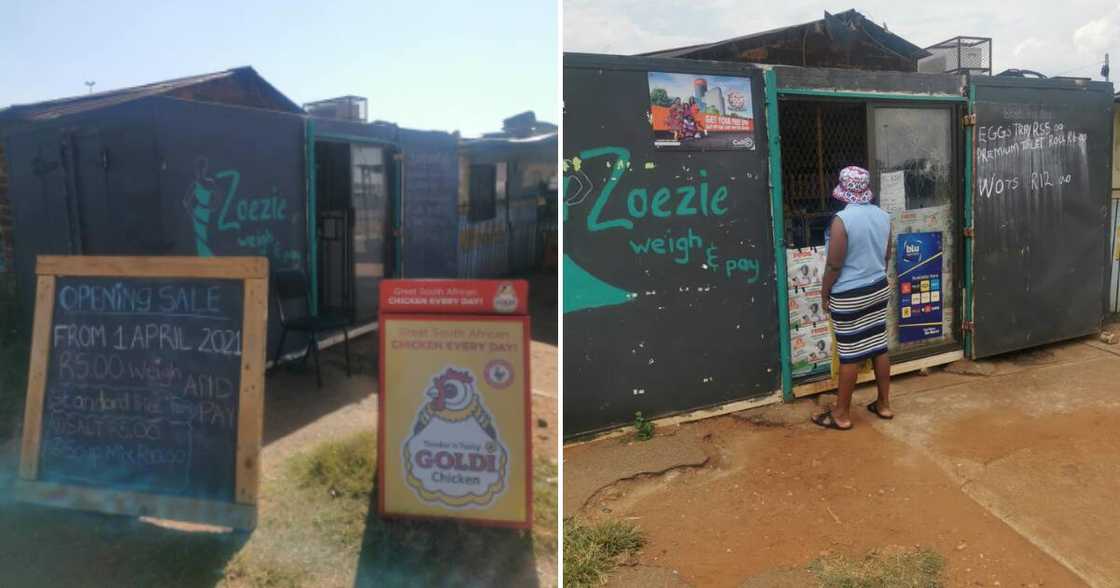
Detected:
[0,68,461,363]
[563,53,1114,437]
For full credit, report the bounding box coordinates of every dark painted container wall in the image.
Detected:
[563,54,780,437]
[775,65,966,96]
[398,129,460,278]
[970,76,1114,357]
[5,96,308,358]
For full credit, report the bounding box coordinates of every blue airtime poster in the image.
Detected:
[897,232,943,343]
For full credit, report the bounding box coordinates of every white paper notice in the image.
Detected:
[880,171,906,215]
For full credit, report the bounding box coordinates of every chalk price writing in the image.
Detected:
[52,323,241,356]
[43,438,189,469]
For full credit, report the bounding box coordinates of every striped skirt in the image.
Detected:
[829,278,889,364]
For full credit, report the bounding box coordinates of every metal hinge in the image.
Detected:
[961,113,976,127]
[962,321,975,333]
[962,226,975,238]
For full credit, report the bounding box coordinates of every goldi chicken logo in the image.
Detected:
[402,366,509,509]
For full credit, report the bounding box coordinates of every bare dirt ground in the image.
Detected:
[566,333,1120,587]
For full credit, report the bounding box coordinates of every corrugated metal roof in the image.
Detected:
[640,9,928,61]
[0,66,303,122]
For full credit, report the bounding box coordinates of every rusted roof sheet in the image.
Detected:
[640,9,928,61]
[0,66,303,122]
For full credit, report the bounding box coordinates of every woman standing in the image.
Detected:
[812,166,895,430]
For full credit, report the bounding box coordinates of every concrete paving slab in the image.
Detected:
[877,346,1120,586]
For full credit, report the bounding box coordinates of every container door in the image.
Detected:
[970,76,1113,358]
[868,104,961,355]
[350,144,388,322]
[5,128,79,302]
[563,56,777,436]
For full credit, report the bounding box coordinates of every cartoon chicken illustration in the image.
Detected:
[403,367,509,509]
[492,282,519,313]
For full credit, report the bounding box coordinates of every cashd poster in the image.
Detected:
[378,280,531,528]
[897,232,944,343]
[648,71,755,151]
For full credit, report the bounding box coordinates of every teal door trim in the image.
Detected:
[963,82,976,357]
[765,69,794,402]
[777,87,967,103]
[306,118,319,316]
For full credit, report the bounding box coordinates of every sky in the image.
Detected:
[565,0,1120,81]
[0,0,558,137]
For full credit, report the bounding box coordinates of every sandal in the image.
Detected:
[867,401,894,420]
[811,410,852,431]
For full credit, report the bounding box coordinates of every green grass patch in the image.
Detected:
[289,430,377,499]
[225,553,309,588]
[809,546,946,588]
[563,518,645,588]
[533,460,559,556]
[286,430,377,549]
[275,431,556,584]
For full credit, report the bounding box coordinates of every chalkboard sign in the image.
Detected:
[400,130,460,278]
[971,77,1113,358]
[15,256,268,530]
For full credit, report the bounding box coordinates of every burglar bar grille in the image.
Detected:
[779,100,867,247]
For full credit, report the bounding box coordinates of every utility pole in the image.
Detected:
[1101,54,1110,81]
[84,81,95,94]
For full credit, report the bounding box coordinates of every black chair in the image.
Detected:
[272,269,352,388]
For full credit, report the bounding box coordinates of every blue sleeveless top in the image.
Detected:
[826,203,890,293]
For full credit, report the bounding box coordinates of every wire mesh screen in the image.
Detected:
[919,37,992,75]
[779,100,868,247]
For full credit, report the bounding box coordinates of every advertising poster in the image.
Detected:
[897,232,944,342]
[790,322,832,377]
[647,71,755,150]
[378,280,531,528]
[879,170,907,215]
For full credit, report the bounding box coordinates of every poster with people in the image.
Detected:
[647,71,755,150]
[897,232,944,342]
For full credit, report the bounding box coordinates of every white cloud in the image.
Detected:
[1014,37,1044,56]
[564,0,707,54]
[1073,4,1120,57]
[564,0,1120,79]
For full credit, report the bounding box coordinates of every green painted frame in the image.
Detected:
[767,81,971,399]
[305,118,319,315]
[305,123,403,314]
[777,87,967,103]
[764,70,794,401]
[963,82,976,357]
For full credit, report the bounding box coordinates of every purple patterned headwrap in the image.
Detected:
[832,166,873,204]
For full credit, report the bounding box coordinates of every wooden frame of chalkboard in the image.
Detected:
[14,256,269,531]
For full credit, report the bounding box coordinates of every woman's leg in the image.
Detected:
[832,362,860,427]
[872,352,893,417]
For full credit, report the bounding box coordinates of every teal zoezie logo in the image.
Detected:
[182,158,240,258]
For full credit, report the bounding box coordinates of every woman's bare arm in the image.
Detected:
[822,216,847,312]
